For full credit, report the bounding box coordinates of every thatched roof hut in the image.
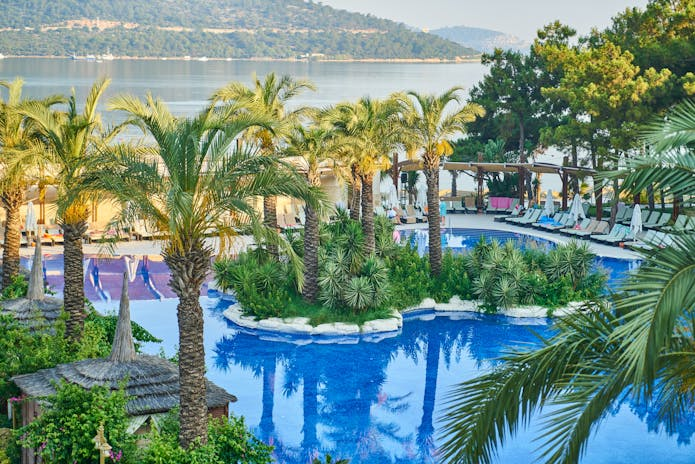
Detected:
[12,273,235,439]
[1,238,62,331]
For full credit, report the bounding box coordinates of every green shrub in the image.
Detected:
[139,409,273,464]
[18,382,136,464]
[0,314,72,408]
[544,240,594,290]
[1,275,28,300]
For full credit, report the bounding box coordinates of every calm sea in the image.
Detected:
[0,58,487,115]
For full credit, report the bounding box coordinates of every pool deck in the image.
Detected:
[20,214,641,260]
[398,213,641,260]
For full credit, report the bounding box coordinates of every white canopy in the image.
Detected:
[543,189,555,217]
[25,201,37,234]
[630,204,643,234]
[388,183,399,208]
[416,182,427,209]
[569,194,586,222]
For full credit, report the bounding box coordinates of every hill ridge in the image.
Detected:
[0,0,479,60]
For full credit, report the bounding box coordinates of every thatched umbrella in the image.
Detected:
[1,232,62,331]
[13,273,236,431]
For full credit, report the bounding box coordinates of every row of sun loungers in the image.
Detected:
[501,206,693,250]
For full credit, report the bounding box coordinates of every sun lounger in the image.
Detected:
[645,212,670,230]
[495,206,523,223]
[540,214,575,231]
[505,209,533,224]
[463,196,477,214]
[407,205,427,223]
[133,220,154,240]
[614,205,630,223]
[514,209,542,226]
[661,214,688,232]
[560,218,591,235]
[396,207,416,224]
[573,220,609,238]
[591,224,627,243]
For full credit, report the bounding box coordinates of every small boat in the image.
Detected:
[0,54,5,60]
[197,56,209,62]
[100,51,114,61]
[183,55,191,61]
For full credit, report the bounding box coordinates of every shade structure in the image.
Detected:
[630,204,643,234]
[569,194,586,222]
[543,190,555,217]
[25,201,37,234]
[13,273,236,417]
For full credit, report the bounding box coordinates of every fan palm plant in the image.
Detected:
[395,88,484,275]
[0,79,62,288]
[100,93,311,448]
[329,97,403,253]
[19,78,112,340]
[284,124,344,303]
[439,99,695,464]
[211,73,315,258]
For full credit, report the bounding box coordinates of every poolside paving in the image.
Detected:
[19,214,640,260]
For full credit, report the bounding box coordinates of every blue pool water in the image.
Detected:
[91,297,695,464]
[46,228,674,463]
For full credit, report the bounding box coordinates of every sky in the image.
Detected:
[317,0,649,40]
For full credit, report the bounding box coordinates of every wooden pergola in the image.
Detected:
[399,159,596,212]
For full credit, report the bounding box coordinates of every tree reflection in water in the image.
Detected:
[211,310,694,463]
[212,312,542,463]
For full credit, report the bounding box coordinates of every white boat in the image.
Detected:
[100,52,114,61]
[0,54,5,60]
[197,56,209,62]
[183,55,191,61]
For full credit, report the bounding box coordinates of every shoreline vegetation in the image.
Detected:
[0,55,482,63]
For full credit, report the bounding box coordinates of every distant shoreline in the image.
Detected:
[0,55,482,64]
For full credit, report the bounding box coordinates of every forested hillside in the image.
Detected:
[0,0,479,59]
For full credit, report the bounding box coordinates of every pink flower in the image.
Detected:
[109,449,123,462]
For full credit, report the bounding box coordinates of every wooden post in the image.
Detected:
[561,156,569,211]
[476,153,484,213]
[391,152,399,189]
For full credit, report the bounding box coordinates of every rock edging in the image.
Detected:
[222,303,403,336]
[221,296,586,338]
[402,296,585,318]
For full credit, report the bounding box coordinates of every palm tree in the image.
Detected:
[330,97,403,254]
[0,79,61,288]
[19,79,112,340]
[285,124,345,302]
[101,94,311,448]
[439,99,695,464]
[395,88,484,275]
[212,73,315,258]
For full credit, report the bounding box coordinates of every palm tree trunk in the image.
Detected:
[303,203,319,303]
[1,187,23,289]
[425,159,442,276]
[263,196,279,259]
[450,170,459,197]
[350,166,362,221]
[164,242,211,448]
[361,172,375,254]
[62,220,87,340]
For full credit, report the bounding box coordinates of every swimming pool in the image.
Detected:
[37,229,672,463]
[91,297,695,464]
